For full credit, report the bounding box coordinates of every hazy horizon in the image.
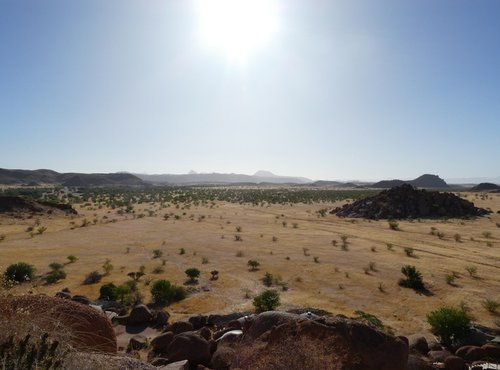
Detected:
[1,1,499,179]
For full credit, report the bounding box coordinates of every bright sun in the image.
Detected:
[197,0,279,63]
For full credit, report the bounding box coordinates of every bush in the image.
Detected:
[404,247,415,257]
[83,271,102,285]
[426,307,471,347]
[398,265,424,290]
[185,267,200,282]
[102,259,113,275]
[67,255,78,263]
[151,279,185,305]
[4,262,35,283]
[45,266,66,284]
[253,289,280,313]
[153,249,163,259]
[99,282,118,300]
[482,298,500,314]
[262,272,274,287]
[247,260,260,271]
[388,220,399,230]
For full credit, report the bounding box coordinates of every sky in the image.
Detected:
[0,0,499,181]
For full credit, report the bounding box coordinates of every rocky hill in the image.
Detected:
[0,168,145,187]
[471,182,500,192]
[370,174,449,189]
[331,184,489,219]
[0,196,77,215]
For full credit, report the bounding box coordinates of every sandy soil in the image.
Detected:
[0,192,499,336]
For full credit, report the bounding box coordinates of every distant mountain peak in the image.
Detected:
[253,170,277,177]
[188,170,198,175]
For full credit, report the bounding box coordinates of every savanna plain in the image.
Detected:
[1,187,499,337]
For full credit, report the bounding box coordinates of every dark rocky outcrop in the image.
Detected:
[371,174,449,189]
[0,168,145,187]
[331,184,489,219]
[471,182,500,192]
[0,196,77,215]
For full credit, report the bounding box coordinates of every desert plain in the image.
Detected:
[0,188,498,337]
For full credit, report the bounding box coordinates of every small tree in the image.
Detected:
[102,259,113,276]
[153,249,163,259]
[151,279,185,305]
[262,272,274,287]
[83,271,102,285]
[45,262,66,284]
[426,307,471,348]
[99,283,118,300]
[399,265,424,290]
[210,270,219,280]
[185,268,200,283]
[4,262,35,283]
[247,260,260,271]
[253,289,280,313]
[67,255,78,264]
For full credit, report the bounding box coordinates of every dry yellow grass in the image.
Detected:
[1,192,499,336]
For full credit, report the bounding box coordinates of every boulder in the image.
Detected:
[55,291,71,299]
[455,345,486,361]
[405,354,433,370]
[199,327,212,341]
[127,304,153,326]
[167,332,211,366]
[158,360,189,370]
[408,335,429,355]
[128,335,148,351]
[0,295,116,354]
[481,343,500,358]
[444,356,466,370]
[428,350,453,362]
[152,309,170,328]
[236,314,408,370]
[216,330,243,347]
[167,321,194,335]
[151,331,175,353]
[189,315,208,330]
[211,346,236,370]
[71,295,92,305]
[242,311,298,341]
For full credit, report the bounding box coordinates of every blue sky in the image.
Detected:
[1,0,499,180]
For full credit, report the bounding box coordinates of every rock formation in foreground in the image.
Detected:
[331,184,489,219]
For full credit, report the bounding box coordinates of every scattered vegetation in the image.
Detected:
[83,271,102,285]
[253,289,280,313]
[150,279,185,305]
[398,265,424,290]
[426,307,471,348]
[247,260,260,271]
[482,299,500,314]
[4,262,35,283]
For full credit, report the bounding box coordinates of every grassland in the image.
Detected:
[0,187,499,336]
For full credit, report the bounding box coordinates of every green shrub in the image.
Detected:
[83,271,102,285]
[426,307,471,347]
[262,272,274,287]
[253,289,280,313]
[398,265,424,290]
[482,298,500,314]
[185,267,200,283]
[152,249,163,259]
[67,255,78,263]
[4,262,35,283]
[102,259,113,275]
[465,265,478,278]
[388,220,399,231]
[151,279,185,305]
[247,260,260,271]
[99,282,118,300]
[404,247,415,257]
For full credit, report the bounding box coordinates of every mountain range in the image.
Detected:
[0,168,498,187]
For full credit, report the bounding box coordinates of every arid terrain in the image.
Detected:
[1,187,499,337]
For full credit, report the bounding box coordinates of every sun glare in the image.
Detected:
[197,0,279,63]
